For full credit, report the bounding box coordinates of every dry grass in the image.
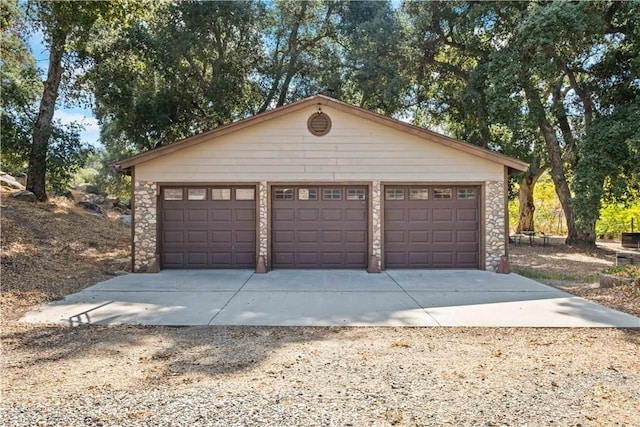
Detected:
[1,188,131,321]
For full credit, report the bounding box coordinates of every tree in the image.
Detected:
[336,0,411,115]
[257,0,341,112]
[24,1,144,201]
[1,0,41,173]
[2,0,91,191]
[88,1,265,152]
[404,1,547,233]
[405,1,639,245]
[513,1,639,245]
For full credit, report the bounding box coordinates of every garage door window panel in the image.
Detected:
[275,188,294,200]
[347,188,366,200]
[298,188,317,200]
[323,188,342,200]
[434,188,452,199]
[211,189,231,200]
[385,188,404,200]
[188,189,207,200]
[164,189,183,200]
[409,188,429,200]
[457,188,476,199]
[235,188,255,200]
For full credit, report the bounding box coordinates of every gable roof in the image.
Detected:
[116,94,529,172]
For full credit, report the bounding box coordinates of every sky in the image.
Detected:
[29,31,101,148]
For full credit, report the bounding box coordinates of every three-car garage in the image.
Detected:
[121,94,528,273]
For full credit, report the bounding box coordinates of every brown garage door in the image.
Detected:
[160,186,256,269]
[384,186,479,268]
[272,186,368,268]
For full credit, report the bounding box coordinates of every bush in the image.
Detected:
[596,201,640,239]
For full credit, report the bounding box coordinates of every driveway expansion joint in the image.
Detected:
[384,271,442,326]
[207,272,255,325]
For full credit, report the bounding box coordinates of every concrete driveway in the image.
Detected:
[20,270,640,328]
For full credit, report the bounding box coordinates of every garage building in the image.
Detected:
[116,94,528,273]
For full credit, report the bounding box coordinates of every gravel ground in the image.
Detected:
[2,326,639,426]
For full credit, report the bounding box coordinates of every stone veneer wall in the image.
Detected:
[258,182,268,265]
[133,181,157,272]
[484,180,506,271]
[371,181,382,270]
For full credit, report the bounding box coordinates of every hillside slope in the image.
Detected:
[1,189,131,320]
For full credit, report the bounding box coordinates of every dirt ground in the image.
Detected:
[1,192,639,425]
[510,240,640,318]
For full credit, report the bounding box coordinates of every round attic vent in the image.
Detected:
[307,112,332,136]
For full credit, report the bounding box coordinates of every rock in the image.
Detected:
[11,190,36,202]
[76,201,105,216]
[76,183,101,194]
[599,274,634,288]
[113,204,130,215]
[14,172,27,186]
[122,197,132,209]
[118,214,132,226]
[105,195,120,206]
[83,193,106,204]
[496,255,511,274]
[0,173,25,190]
[52,189,74,200]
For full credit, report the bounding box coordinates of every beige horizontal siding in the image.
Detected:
[136,105,503,183]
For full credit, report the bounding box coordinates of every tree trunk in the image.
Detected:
[516,165,547,234]
[536,103,595,247]
[522,83,595,246]
[27,30,66,202]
